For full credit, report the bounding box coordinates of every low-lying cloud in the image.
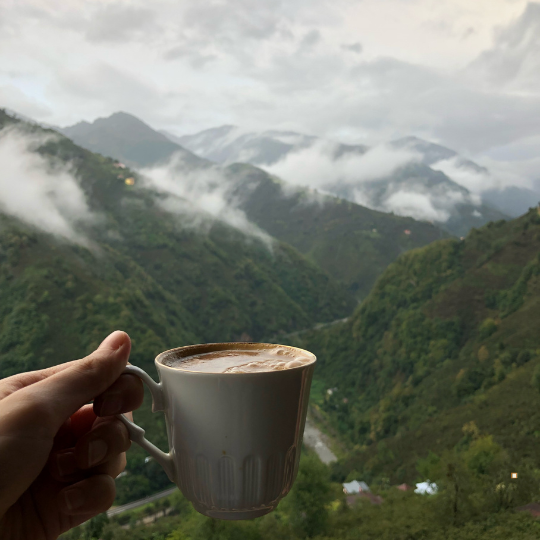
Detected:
[265,140,420,189]
[433,155,538,196]
[0,127,95,243]
[140,153,272,246]
[263,140,474,223]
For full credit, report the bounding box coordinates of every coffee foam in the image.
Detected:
[163,347,313,373]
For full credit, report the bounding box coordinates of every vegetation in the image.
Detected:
[289,208,540,486]
[228,163,446,301]
[4,108,540,538]
[63,443,540,540]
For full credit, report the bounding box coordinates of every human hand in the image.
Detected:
[0,331,144,540]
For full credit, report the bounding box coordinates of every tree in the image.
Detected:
[532,363,540,393]
[84,513,109,540]
[282,453,333,538]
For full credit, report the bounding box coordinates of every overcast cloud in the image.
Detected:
[0,0,539,180]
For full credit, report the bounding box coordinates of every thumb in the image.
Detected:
[13,331,131,437]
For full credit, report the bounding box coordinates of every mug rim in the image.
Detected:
[155,342,316,374]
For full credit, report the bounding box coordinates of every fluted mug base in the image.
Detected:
[194,503,275,520]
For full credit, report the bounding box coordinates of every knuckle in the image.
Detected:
[72,356,102,382]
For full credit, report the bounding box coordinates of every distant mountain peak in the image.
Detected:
[60,111,207,168]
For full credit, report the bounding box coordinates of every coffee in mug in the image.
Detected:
[117,343,316,520]
[162,347,313,373]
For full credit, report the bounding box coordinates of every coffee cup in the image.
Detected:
[116,342,316,520]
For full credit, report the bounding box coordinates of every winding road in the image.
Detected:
[303,418,337,464]
[107,487,177,517]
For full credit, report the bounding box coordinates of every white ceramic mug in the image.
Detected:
[117,342,316,520]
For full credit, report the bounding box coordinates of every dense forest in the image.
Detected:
[291,207,540,485]
[64,446,540,540]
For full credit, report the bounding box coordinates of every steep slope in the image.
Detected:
[226,163,447,301]
[392,136,539,217]
[323,160,508,238]
[391,135,485,171]
[60,112,207,168]
[0,109,354,375]
[290,208,540,481]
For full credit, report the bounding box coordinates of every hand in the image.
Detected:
[0,331,144,540]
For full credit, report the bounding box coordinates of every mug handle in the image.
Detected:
[115,365,175,481]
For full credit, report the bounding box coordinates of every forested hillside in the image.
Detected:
[0,109,353,501]
[227,163,446,300]
[291,207,540,483]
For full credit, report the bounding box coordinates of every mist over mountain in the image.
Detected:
[171,125,367,166]
[0,108,356,366]
[56,111,446,300]
[175,124,528,231]
[483,186,540,217]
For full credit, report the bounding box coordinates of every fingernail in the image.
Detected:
[88,439,108,466]
[100,395,123,416]
[99,331,127,351]
[57,451,77,477]
[63,487,84,511]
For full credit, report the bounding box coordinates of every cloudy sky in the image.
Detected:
[1,0,540,165]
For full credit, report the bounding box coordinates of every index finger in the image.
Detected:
[0,332,131,438]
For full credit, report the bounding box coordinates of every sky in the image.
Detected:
[1,0,540,166]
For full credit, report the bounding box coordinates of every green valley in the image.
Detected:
[227,163,447,300]
[289,207,540,485]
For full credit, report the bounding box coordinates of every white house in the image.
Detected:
[343,480,370,494]
[414,481,438,495]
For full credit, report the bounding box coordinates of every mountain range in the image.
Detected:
[173,124,538,231]
[4,107,540,530]
[62,114,533,237]
[59,111,445,300]
[1,109,363,368]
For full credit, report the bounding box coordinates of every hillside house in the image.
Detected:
[516,503,540,518]
[343,480,370,494]
[415,481,438,495]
